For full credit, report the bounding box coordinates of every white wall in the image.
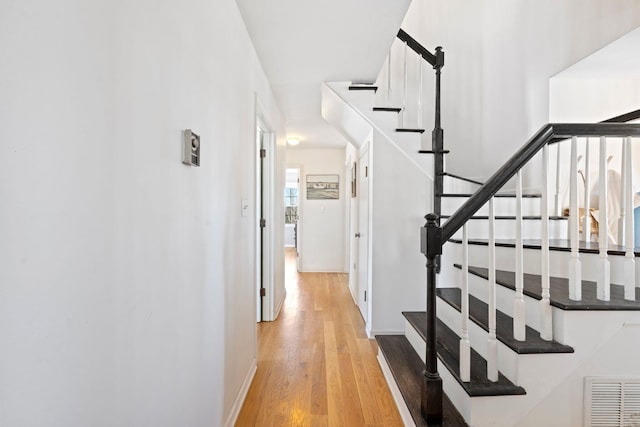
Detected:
[0,1,285,426]
[516,323,640,427]
[285,148,347,272]
[401,0,640,183]
[370,130,430,334]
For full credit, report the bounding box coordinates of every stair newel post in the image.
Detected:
[584,138,592,242]
[513,171,526,341]
[460,223,471,382]
[623,137,636,301]
[569,136,582,301]
[540,145,553,341]
[598,136,611,301]
[432,47,444,221]
[420,213,443,425]
[487,197,499,382]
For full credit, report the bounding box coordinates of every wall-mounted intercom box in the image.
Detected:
[183,129,200,167]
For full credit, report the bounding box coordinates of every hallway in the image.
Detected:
[235,249,403,426]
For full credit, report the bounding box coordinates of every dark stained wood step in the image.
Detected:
[436,288,573,354]
[441,215,566,221]
[440,193,541,198]
[348,85,378,92]
[373,106,402,113]
[403,312,526,397]
[376,335,469,427]
[448,238,640,258]
[454,264,640,310]
[396,128,426,133]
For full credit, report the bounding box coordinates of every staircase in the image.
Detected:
[324,29,640,427]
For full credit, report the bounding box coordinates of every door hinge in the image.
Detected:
[364,290,367,302]
[365,166,368,178]
[260,149,266,158]
[260,288,266,297]
[260,218,266,228]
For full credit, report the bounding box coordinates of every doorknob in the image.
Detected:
[355,233,361,238]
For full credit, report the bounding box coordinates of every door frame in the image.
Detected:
[255,99,276,322]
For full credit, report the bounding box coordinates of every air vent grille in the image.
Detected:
[585,377,640,426]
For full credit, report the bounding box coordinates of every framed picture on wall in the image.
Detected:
[306,174,339,200]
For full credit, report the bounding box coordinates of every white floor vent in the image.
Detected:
[585,377,640,426]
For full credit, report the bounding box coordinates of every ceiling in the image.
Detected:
[554,26,640,79]
[236,0,411,148]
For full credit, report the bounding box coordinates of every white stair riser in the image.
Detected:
[462,243,639,286]
[442,197,541,217]
[465,272,549,336]
[449,218,568,240]
[436,298,521,384]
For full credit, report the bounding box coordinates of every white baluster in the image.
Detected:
[584,138,592,242]
[624,137,636,301]
[569,136,582,300]
[598,136,611,301]
[418,55,423,130]
[554,144,562,216]
[513,171,526,341]
[386,48,392,106]
[488,198,498,382]
[460,224,471,382]
[399,41,407,128]
[619,141,627,244]
[541,145,553,340]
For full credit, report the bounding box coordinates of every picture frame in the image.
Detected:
[306,174,339,200]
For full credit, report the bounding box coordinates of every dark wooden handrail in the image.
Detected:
[397,29,440,67]
[441,123,640,242]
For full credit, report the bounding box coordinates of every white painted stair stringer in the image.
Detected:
[323,82,433,177]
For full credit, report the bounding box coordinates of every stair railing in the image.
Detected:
[378,29,445,220]
[421,122,640,424]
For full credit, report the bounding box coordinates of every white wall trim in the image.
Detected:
[224,359,257,427]
[377,353,416,427]
[273,290,286,320]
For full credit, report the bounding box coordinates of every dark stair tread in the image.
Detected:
[396,128,426,133]
[348,85,378,92]
[441,215,566,221]
[403,312,526,397]
[376,335,469,427]
[440,193,541,198]
[448,238,640,258]
[436,288,573,354]
[373,106,402,112]
[454,264,640,310]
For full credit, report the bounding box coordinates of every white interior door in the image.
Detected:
[357,149,370,323]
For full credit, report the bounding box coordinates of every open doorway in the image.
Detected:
[285,167,300,271]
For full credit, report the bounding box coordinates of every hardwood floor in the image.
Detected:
[236,248,404,426]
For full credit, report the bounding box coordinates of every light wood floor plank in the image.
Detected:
[236,248,403,426]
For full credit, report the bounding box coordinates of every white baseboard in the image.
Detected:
[224,359,257,427]
[377,352,416,427]
[273,291,286,320]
